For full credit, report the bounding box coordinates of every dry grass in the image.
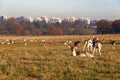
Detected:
[0,34,119,80]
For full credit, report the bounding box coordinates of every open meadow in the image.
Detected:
[0,34,120,80]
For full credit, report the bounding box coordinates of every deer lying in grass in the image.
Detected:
[1,39,14,45]
[70,41,80,56]
[70,41,94,58]
[92,38,102,55]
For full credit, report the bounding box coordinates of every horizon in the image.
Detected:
[0,0,120,20]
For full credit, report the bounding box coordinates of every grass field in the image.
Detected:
[0,35,120,80]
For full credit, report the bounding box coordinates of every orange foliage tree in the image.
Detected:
[48,26,57,35]
[24,30,31,35]
[112,19,120,33]
[36,30,43,36]
[57,27,63,35]
[97,19,112,34]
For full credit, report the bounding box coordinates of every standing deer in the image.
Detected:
[92,38,102,55]
[109,39,116,49]
[83,39,93,52]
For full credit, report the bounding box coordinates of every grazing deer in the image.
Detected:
[109,40,116,49]
[23,38,28,46]
[41,40,46,46]
[92,38,102,55]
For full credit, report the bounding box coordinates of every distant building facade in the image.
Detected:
[41,16,49,23]
[34,17,42,22]
[64,16,76,22]
[1,15,93,27]
[49,17,62,23]
[78,17,90,25]
[25,16,33,22]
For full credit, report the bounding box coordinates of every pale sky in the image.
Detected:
[0,0,120,20]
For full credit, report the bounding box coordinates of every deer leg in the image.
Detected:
[93,48,95,54]
[98,47,101,56]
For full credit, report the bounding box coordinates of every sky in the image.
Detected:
[0,0,120,20]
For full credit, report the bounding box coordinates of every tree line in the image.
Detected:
[0,17,120,36]
[97,19,120,34]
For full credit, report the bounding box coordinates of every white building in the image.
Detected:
[49,17,62,23]
[16,16,33,22]
[25,16,33,22]
[41,16,49,23]
[64,16,76,22]
[84,18,90,25]
[78,17,85,21]
[78,17,90,25]
[33,17,42,22]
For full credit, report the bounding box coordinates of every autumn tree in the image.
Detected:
[48,26,57,35]
[36,29,43,36]
[33,21,44,29]
[112,19,120,33]
[15,23,24,35]
[73,20,89,28]
[24,30,31,35]
[73,28,84,35]
[0,21,5,34]
[57,27,63,35]
[5,17,18,34]
[96,19,112,34]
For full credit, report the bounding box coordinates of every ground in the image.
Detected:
[0,35,119,80]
